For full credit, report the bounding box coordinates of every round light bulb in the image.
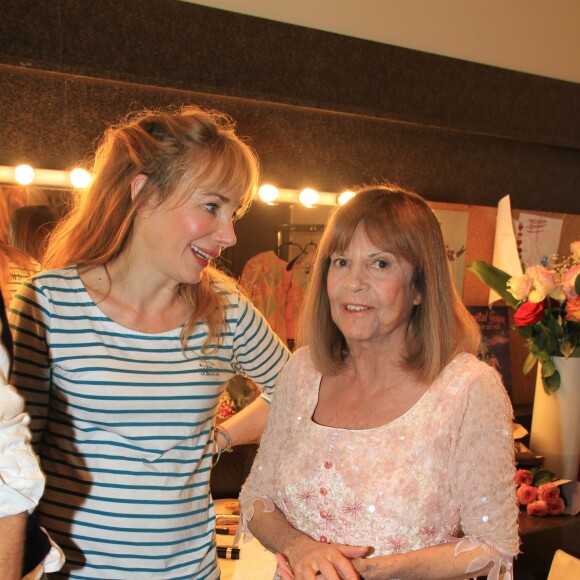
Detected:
[70,168,92,189]
[14,164,35,185]
[258,184,279,204]
[337,190,356,206]
[298,188,319,208]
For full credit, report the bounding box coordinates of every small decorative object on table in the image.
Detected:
[468,241,580,480]
[514,468,566,516]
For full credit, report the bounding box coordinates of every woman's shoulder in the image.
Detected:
[442,352,509,400]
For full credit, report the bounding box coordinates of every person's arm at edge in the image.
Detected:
[0,512,26,580]
[219,395,270,446]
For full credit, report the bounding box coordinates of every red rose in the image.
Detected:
[516,484,538,505]
[537,482,560,503]
[527,500,549,517]
[514,300,546,326]
[514,469,534,486]
[548,497,566,515]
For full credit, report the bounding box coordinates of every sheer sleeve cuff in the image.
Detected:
[440,534,516,580]
[238,496,276,543]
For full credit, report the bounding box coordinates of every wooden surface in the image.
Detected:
[515,510,580,579]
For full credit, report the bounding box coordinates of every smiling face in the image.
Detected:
[132,174,243,287]
[326,226,420,353]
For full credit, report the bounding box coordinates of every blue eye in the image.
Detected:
[204,203,219,213]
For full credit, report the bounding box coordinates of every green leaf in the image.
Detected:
[537,349,551,363]
[575,272,580,295]
[522,351,538,375]
[561,338,576,358]
[466,262,519,308]
[543,370,561,394]
[541,359,556,377]
[533,470,555,486]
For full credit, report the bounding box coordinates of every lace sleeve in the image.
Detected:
[449,362,520,579]
[238,350,303,540]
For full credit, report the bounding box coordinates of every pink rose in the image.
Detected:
[514,469,534,486]
[571,241,580,261]
[507,274,533,301]
[548,497,566,515]
[566,296,580,322]
[537,482,561,503]
[527,500,549,517]
[562,264,580,298]
[514,300,545,326]
[527,265,565,302]
[516,484,538,505]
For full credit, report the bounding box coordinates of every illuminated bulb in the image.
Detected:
[337,190,356,206]
[70,168,91,189]
[14,164,35,185]
[258,184,279,204]
[298,188,319,208]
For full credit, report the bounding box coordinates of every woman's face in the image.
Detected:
[326,226,420,351]
[133,175,243,286]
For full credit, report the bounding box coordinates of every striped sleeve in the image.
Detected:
[229,294,290,402]
[7,278,52,448]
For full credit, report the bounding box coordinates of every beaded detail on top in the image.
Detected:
[240,348,520,579]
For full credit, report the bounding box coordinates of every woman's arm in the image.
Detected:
[353,543,496,580]
[249,500,370,580]
[0,512,26,580]
[219,396,270,446]
[222,296,291,446]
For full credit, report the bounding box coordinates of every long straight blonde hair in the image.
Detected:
[299,185,480,384]
[44,105,259,351]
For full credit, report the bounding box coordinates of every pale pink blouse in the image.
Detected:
[240,348,520,579]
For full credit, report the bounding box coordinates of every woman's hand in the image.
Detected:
[284,536,370,580]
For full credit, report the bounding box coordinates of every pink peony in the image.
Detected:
[514,469,534,486]
[537,482,561,503]
[548,497,566,515]
[527,500,549,517]
[562,264,580,298]
[516,484,538,505]
[566,295,580,322]
[514,300,545,326]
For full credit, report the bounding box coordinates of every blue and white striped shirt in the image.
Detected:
[8,266,290,579]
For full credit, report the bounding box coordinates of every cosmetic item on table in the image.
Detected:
[216,514,240,526]
[217,546,240,560]
[216,524,238,535]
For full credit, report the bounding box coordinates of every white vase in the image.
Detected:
[529,356,580,480]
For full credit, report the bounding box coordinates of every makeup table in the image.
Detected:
[215,499,277,580]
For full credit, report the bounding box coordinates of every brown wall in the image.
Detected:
[1,0,579,408]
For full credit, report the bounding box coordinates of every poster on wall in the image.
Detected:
[433,209,469,296]
[516,212,563,268]
[467,306,512,398]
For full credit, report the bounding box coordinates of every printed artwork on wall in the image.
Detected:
[433,209,469,296]
[516,212,563,268]
[467,306,512,398]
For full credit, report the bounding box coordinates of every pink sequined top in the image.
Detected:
[240,348,520,579]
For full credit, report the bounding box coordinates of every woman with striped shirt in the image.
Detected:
[8,105,290,579]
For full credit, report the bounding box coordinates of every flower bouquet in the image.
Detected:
[467,241,580,394]
[514,469,566,516]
